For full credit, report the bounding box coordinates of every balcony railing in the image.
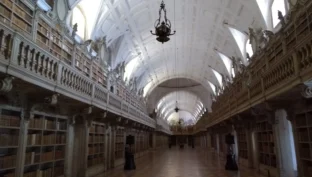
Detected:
[198,1,312,129]
[0,21,155,128]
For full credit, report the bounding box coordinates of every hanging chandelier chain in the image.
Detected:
[151,0,176,43]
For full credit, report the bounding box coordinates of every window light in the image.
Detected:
[212,69,223,87]
[272,0,286,27]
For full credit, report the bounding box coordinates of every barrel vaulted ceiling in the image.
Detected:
[66,0,277,124]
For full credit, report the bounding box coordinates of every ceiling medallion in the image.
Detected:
[150,0,176,44]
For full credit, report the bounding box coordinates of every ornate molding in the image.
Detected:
[0,76,14,92]
[301,81,312,98]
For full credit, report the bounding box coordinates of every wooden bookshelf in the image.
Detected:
[237,128,248,159]
[115,128,124,160]
[23,112,68,177]
[88,122,105,168]
[91,62,108,88]
[0,0,33,37]
[295,112,312,176]
[256,116,277,168]
[75,48,91,77]
[36,17,74,65]
[0,106,21,177]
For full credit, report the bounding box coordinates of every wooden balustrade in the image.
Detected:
[0,22,154,127]
[199,1,312,129]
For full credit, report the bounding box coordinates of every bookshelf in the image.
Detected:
[256,116,277,168]
[36,17,74,65]
[0,0,33,37]
[88,122,105,168]
[115,128,124,160]
[75,48,91,77]
[0,106,21,177]
[23,113,68,177]
[237,128,248,159]
[91,62,108,88]
[295,112,312,176]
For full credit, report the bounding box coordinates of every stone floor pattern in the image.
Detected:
[97,148,265,177]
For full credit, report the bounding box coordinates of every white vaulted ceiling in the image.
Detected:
[68,0,266,124]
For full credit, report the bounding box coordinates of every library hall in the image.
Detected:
[0,0,311,177]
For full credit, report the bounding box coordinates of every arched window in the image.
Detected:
[231,66,236,79]
[246,39,254,59]
[72,7,86,39]
[272,0,286,27]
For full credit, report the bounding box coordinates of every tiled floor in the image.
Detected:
[98,147,264,177]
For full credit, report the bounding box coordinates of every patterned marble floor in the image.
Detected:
[98,147,264,177]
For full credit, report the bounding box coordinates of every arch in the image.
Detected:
[144,75,215,98]
[156,90,205,111]
[71,6,87,39]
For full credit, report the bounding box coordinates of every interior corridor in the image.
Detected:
[98,148,263,177]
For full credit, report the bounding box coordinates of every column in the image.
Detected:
[275,109,297,177]
[152,131,156,149]
[70,115,89,177]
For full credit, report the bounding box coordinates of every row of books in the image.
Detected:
[3,173,14,177]
[88,145,104,155]
[12,5,32,23]
[89,135,104,143]
[27,134,41,145]
[258,133,274,142]
[0,115,20,127]
[115,144,124,151]
[299,147,311,158]
[41,151,54,162]
[0,134,19,146]
[0,154,16,169]
[12,16,31,33]
[87,156,104,167]
[42,134,56,145]
[27,133,66,146]
[25,150,64,165]
[29,118,66,130]
[116,136,124,142]
[53,166,64,177]
[238,142,248,149]
[0,4,12,19]
[297,130,310,141]
[90,125,105,133]
[259,144,275,154]
[25,152,40,165]
[24,168,52,177]
[115,151,123,159]
[1,0,13,9]
[55,150,64,160]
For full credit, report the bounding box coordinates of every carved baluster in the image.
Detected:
[75,76,79,89]
[70,73,73,87]
[38,55,44,74]
[17,42,24,65]
[43,57,48,77]
[52,60,57,81]
[25,48,33,69]
[32,51,40,72]
[52,61,57,80]
[308,43,312,65]
[4,34,12,59]
[64,69,68,85]
[22,45,29,66]
[67,71,71,86]
[0,30,4,52]
[61,67,65,84]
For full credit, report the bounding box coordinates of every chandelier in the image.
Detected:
[150,0,176,43]
[174,101,179,112]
